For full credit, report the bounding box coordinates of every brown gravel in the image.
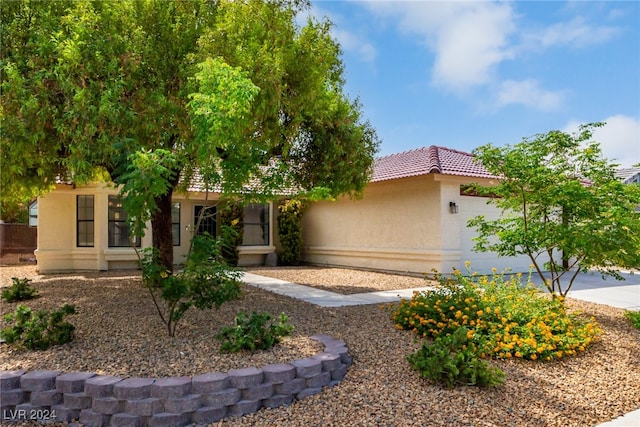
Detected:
[247,266,431,294]
[0,266,321,377]
[1,265,640,427]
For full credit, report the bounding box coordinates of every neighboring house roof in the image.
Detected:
[616,167,640,185]
[371,145,494,183]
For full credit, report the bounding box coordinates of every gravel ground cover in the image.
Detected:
[246,266,431,294]
[1,265,639,427]
[0,266,321,377]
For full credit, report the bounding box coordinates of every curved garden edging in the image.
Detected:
[0,334,351,427]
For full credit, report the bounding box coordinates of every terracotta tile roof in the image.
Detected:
[182,162,298,196]
[371,146,495,183]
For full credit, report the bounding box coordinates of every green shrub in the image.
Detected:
[1,304,76,350]
[277,199,305,265]
[408,328,505,388]
[220,203,244,266]
[623,310,640,329]
[392,267,602,361]
[215,310,294,353]
[1,277,39,303]
[142,233,242,337]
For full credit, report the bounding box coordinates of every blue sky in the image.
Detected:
[304,1,640,168]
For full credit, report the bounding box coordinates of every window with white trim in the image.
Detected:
[28,200,38,227]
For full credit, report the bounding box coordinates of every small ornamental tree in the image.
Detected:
[141,232,242,337]
[468,123,640,297]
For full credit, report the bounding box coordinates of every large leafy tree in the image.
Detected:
[468,123,640,297]
[1,0,379,271]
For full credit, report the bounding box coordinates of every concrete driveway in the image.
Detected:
[564,270,640,311]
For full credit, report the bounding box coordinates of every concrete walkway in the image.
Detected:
[241,271,640,310]
[240,270,640,427]
[241,272,437,307]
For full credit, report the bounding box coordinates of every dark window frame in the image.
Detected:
[193,205,217,237]
[241,203,270,246]
[76,195,95,247]
[108,196,140,248]
[172,202,181,246]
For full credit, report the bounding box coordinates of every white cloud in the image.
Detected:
[332,28,377,63]
[429,4,516,91]
[495,79,565,112]
[522,17,620,50]
[302,4,377,63]
[563,116,640,168]
[361,1,624,105]
[364,1,516,92]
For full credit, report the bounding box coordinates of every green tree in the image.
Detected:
[219,201,244,266]
[0,0,72,222]
[278,199,306,265]
[468,123,640,297]
[0,193,35,223]
[1,0,379,272]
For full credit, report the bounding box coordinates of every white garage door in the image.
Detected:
[459,196,532,274]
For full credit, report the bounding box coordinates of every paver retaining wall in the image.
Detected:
[0,334,351,426]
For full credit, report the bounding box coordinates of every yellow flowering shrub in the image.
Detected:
[391,268,602,361]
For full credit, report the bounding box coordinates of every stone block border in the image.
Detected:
[0,334,351,426]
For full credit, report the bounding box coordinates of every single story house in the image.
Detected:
[301,146,532,275]
[35,182,277,273]
[35,145,531,275]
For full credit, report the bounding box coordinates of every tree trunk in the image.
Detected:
[562,204,570,271]
[151,189,175,273]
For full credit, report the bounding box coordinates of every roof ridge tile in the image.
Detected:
[371,145,494,183]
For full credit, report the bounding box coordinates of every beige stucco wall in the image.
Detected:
[302,175,457,274]
[36,184,275,273]
[36,175,532,275]
[36,183,150,272]
[302,174,531,275]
